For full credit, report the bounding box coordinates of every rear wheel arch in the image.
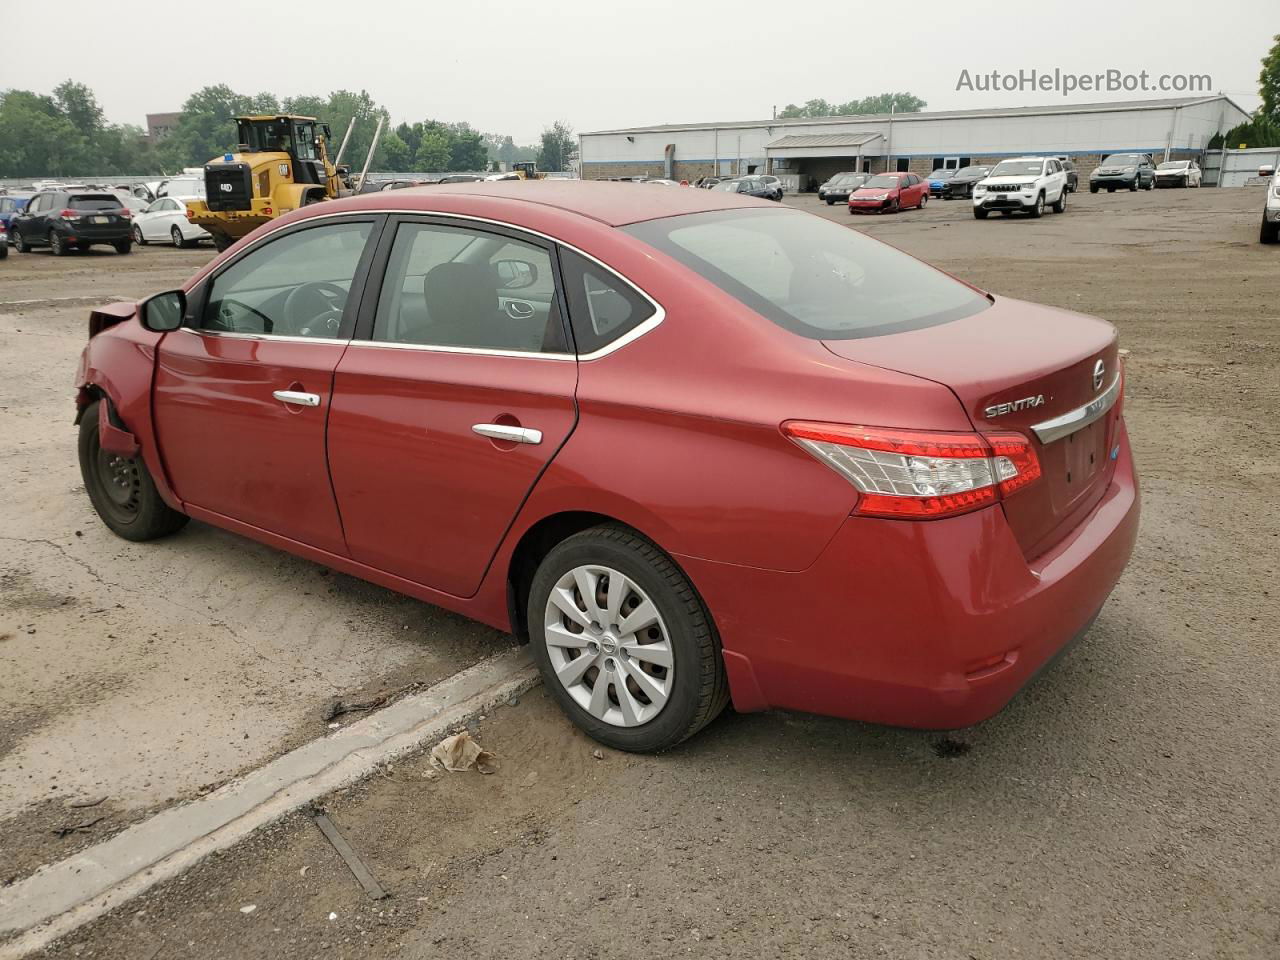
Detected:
[506,511,694,645]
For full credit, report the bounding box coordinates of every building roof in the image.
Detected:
[582,95,1247,137]
[765,132,882,149]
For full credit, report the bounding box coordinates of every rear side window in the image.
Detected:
[559,248,656,355]
[624,208,988,340]
[69,195,122,211]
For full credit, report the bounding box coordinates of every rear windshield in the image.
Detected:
[624,208,988,340]
[69,195,123,210]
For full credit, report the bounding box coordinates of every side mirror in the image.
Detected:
[141,290,186,332]
[494,259,538,289]
[1259,165,1275,177]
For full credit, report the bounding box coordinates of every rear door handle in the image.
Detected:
[472,423,542,445]
[272,390,321,407]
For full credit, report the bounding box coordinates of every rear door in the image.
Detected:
[326,216,578,597]
[153,216,381,554]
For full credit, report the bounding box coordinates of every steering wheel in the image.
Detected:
[283,281,348,337]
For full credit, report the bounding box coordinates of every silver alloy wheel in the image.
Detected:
[543,564,674,727]
[171,226,183,247]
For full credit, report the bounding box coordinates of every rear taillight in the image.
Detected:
[118,208,131,219]
[59,208,78,220]
[782,422,1042,520]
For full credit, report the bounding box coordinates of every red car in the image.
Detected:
[849,172,929,214]
[75,182,1138,752]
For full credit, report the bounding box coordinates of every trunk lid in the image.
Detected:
[822,296,1121,559]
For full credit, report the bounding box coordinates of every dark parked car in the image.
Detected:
[437,175,485,184]
[11,191,132,255]
[1060,159,1078,193]
[712,177,781,200]
[0,192,34,235]
[943,166,991,199]
[818,172,867,204]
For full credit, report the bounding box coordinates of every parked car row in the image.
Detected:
[2,182,214,255]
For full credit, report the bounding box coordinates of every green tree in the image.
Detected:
[1260,34,1280,124]
[378,130,412,171]
[53,80,104,138]
[536,120,575,172]
[777,92,926,119]
[448,127,488,171]
[414,130,451,171]
[0,89,93,176]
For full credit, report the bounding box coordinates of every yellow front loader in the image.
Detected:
[186,114,382,251]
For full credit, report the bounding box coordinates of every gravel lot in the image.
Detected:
[2,185,1278,958]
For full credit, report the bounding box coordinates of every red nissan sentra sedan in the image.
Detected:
[849,171,929,214]
[75,181,1139,752]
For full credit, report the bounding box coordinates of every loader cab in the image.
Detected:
[234,116,331,186]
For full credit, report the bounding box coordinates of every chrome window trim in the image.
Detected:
[179,327,350,347]
[198,208,666,361]
[344,339,575,362]
[1030,374,1121,444]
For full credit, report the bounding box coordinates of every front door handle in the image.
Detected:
[472,423,542,445]
[272,389,321,407]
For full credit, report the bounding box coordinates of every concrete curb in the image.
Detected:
[0,647,539,958]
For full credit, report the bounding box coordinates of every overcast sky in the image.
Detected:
[9,0,1273,142]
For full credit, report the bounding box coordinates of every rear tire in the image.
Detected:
[1261,218,1279,244]
[171,226,187,249]
[213,234,234,253]
[1090,184,1099,194]
[1052,187,1067,213]
[133,225,146,245]
[14,231,29,253]
[113,240,131,254]
[918,192,928,209]
[825,198,834,205]
[78,400,188,541]
[49,231,67,256]
[527,524,729,752]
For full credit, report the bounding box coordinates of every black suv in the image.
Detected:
[943,165,991,199]
[11,191,132,255]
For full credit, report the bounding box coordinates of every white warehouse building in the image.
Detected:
[578,95,1250,189]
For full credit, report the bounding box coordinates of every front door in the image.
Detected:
[153,217,380,554]
[327,217,578,597]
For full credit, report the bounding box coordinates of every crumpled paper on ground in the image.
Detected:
[430,731,498,774]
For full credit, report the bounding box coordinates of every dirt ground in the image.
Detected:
[4,185,1280,958]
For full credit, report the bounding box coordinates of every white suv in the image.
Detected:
[973,156,1068,219]
[1258,164,1280,244]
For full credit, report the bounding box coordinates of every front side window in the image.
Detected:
[370,222,564,353]
[624,208,988,341]
[200,221,372,338]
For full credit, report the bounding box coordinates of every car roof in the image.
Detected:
[317,179,775,227]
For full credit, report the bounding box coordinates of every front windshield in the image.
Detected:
[237,119,295,153]
[1157,161,1188,170]
[862,175,900,189]
[954,166,986,178]
[625,208,987,341]
[1103,154,1143,166]
[990,160,1045,178]
[928,169,954,179]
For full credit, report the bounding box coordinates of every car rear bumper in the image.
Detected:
[681,418,1140,729]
